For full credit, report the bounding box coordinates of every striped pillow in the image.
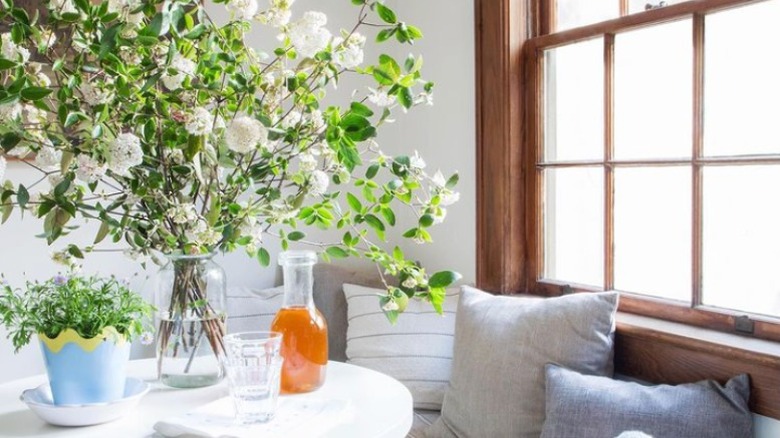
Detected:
[344,283,458,410]
[225,286,284,334]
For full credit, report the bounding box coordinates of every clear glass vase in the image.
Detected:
[270,250,328,393]
[154,253,227,388]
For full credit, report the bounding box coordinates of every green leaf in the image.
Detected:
[20,87,52,101]
[257,247,271,267]
[398,87,413,109]
[53,179,70,197]
[364,214,385,232]
[1,132,21,152]
[365,163,380,179]
[67,244,84,259]
[326,246,349,258]
[381,207,396,226]
[16,184,29,209]
[1,202,13,224]
[375,3,397,24]
[0,59,16,70]
[376,28,395,43]
[429,287,446,314]
[446,172,459,189]
[419,214,434,228]
[350,102,374,117]
[94,222,110,244]
[98,24,121,60]
[287,231,305,241]
[346,192,362,213]
[429,271,462,289]
[184,23,206,39]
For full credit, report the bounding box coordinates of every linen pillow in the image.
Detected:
[541,364,753,438]
[425,286,618,438]
[225,286,284,334]
[344,283,458,410]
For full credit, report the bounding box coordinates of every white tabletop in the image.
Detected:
[0,359,413,438]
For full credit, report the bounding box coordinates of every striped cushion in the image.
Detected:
[225,286,284,334]
[344,283,458,410]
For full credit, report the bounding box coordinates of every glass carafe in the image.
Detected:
[270,250,328,393]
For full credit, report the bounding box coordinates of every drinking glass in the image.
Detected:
[222,332,283,424]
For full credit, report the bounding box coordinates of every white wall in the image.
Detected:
[0,0,476,382]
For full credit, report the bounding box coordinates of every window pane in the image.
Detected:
[544,168,604,287]
[704,1,780,157]
[703,166,780,317]
[628,0,685,14]
[556,0,619,32]
[544,38,604,162]
[614,19,692,160]
[615,167,691,300]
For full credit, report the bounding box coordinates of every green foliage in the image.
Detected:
[0,275,154,352]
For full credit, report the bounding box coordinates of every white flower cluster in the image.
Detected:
[227,0,259,21]
[297,152,317,172]
[0,156,6,182]
[35,144,62,170]
[281,110,303,130]
[256,0,294,27]
[75,155,107,183]
[432,170,460,206]
[48,0,77,14]
[108,132,144,176]
[0,102,21,121]
[167,203,198,224]
[80,81,114,107]
[240,216,264,254]
[268,199,299,223]
[162,53,196,91]
[333,33,365,70]
[38,29,57,50]
[186,221,221,247]
[288,11,331,59]
[225,114,268,154]
[1,33,30,65]
[185,107,214,136]
[308,169,329,196]
[368,88,396,107]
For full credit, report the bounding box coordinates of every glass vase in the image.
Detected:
[154,253,227,388]
[270,250,328,393]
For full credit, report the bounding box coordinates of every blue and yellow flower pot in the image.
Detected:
[38,327,130,405]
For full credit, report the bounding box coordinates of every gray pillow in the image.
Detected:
[425,287,618,438]
[541,365,753,438]
[225,286,284,334]
[312,263,386,362]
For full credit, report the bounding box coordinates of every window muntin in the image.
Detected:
[537,0,780,322]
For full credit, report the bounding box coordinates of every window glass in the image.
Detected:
[544,38,604,162]
[544,168,605,287]
[704,0,780,157]
[556,0,619,32]
[614,19,692,160]
[615,167,691,301]
[703,166,780,317]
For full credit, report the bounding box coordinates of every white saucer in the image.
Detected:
[20,377,150,427]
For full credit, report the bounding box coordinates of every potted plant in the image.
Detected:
[0,0,461,387]
[0,274,154,405]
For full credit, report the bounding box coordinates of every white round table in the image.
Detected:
[0,359,413,437]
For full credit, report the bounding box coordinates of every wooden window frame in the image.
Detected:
[476,0,780,419]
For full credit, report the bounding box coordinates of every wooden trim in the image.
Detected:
[537,155,780,168]
[528,0,766,50]
[604,34,615,291]
[474,0,529,294]
[692,13,705,307]
[615,321,780,418]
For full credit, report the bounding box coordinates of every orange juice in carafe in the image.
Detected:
[271,251,329,394]
[271,306,328,393]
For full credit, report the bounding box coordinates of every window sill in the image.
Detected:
[615,312,780,419]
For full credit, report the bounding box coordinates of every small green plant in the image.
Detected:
[0,274,154,352]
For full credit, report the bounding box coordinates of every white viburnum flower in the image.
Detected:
[309,109,325,132]
[257,8,292,27]
[281,110,302,129]
[108,132,144,176]
[75,155,107,183]
[368,88,396,107]
[409,150,426,170]
[308,170,329,196]
[288,11,332,59]
[431,170,447,188]
[161,53,196,91]
[0,102,21,121]
[80,81,113,106]
[49,0,78,14]
[39,29,57,50]
[226,0,259,21]
[432,208,447,225]
[225,114,268,154]
[0,156,6,182]
[186,221,221,247]
[297,152,317,172]
[1,33,30,65]
[23,104,47,125]
[439,190,460,206]
[167,204,198,224]
[269,200,299,222]
[333,33,366,70]
[185,107,214,136]
[401,277,417,289]
[34,144,62,170]
[382,300,399,312]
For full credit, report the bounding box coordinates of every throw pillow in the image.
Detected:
[344,283,458,410]
[225,286,284,334]
[425,287,618,438]
[541,364,753,438]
